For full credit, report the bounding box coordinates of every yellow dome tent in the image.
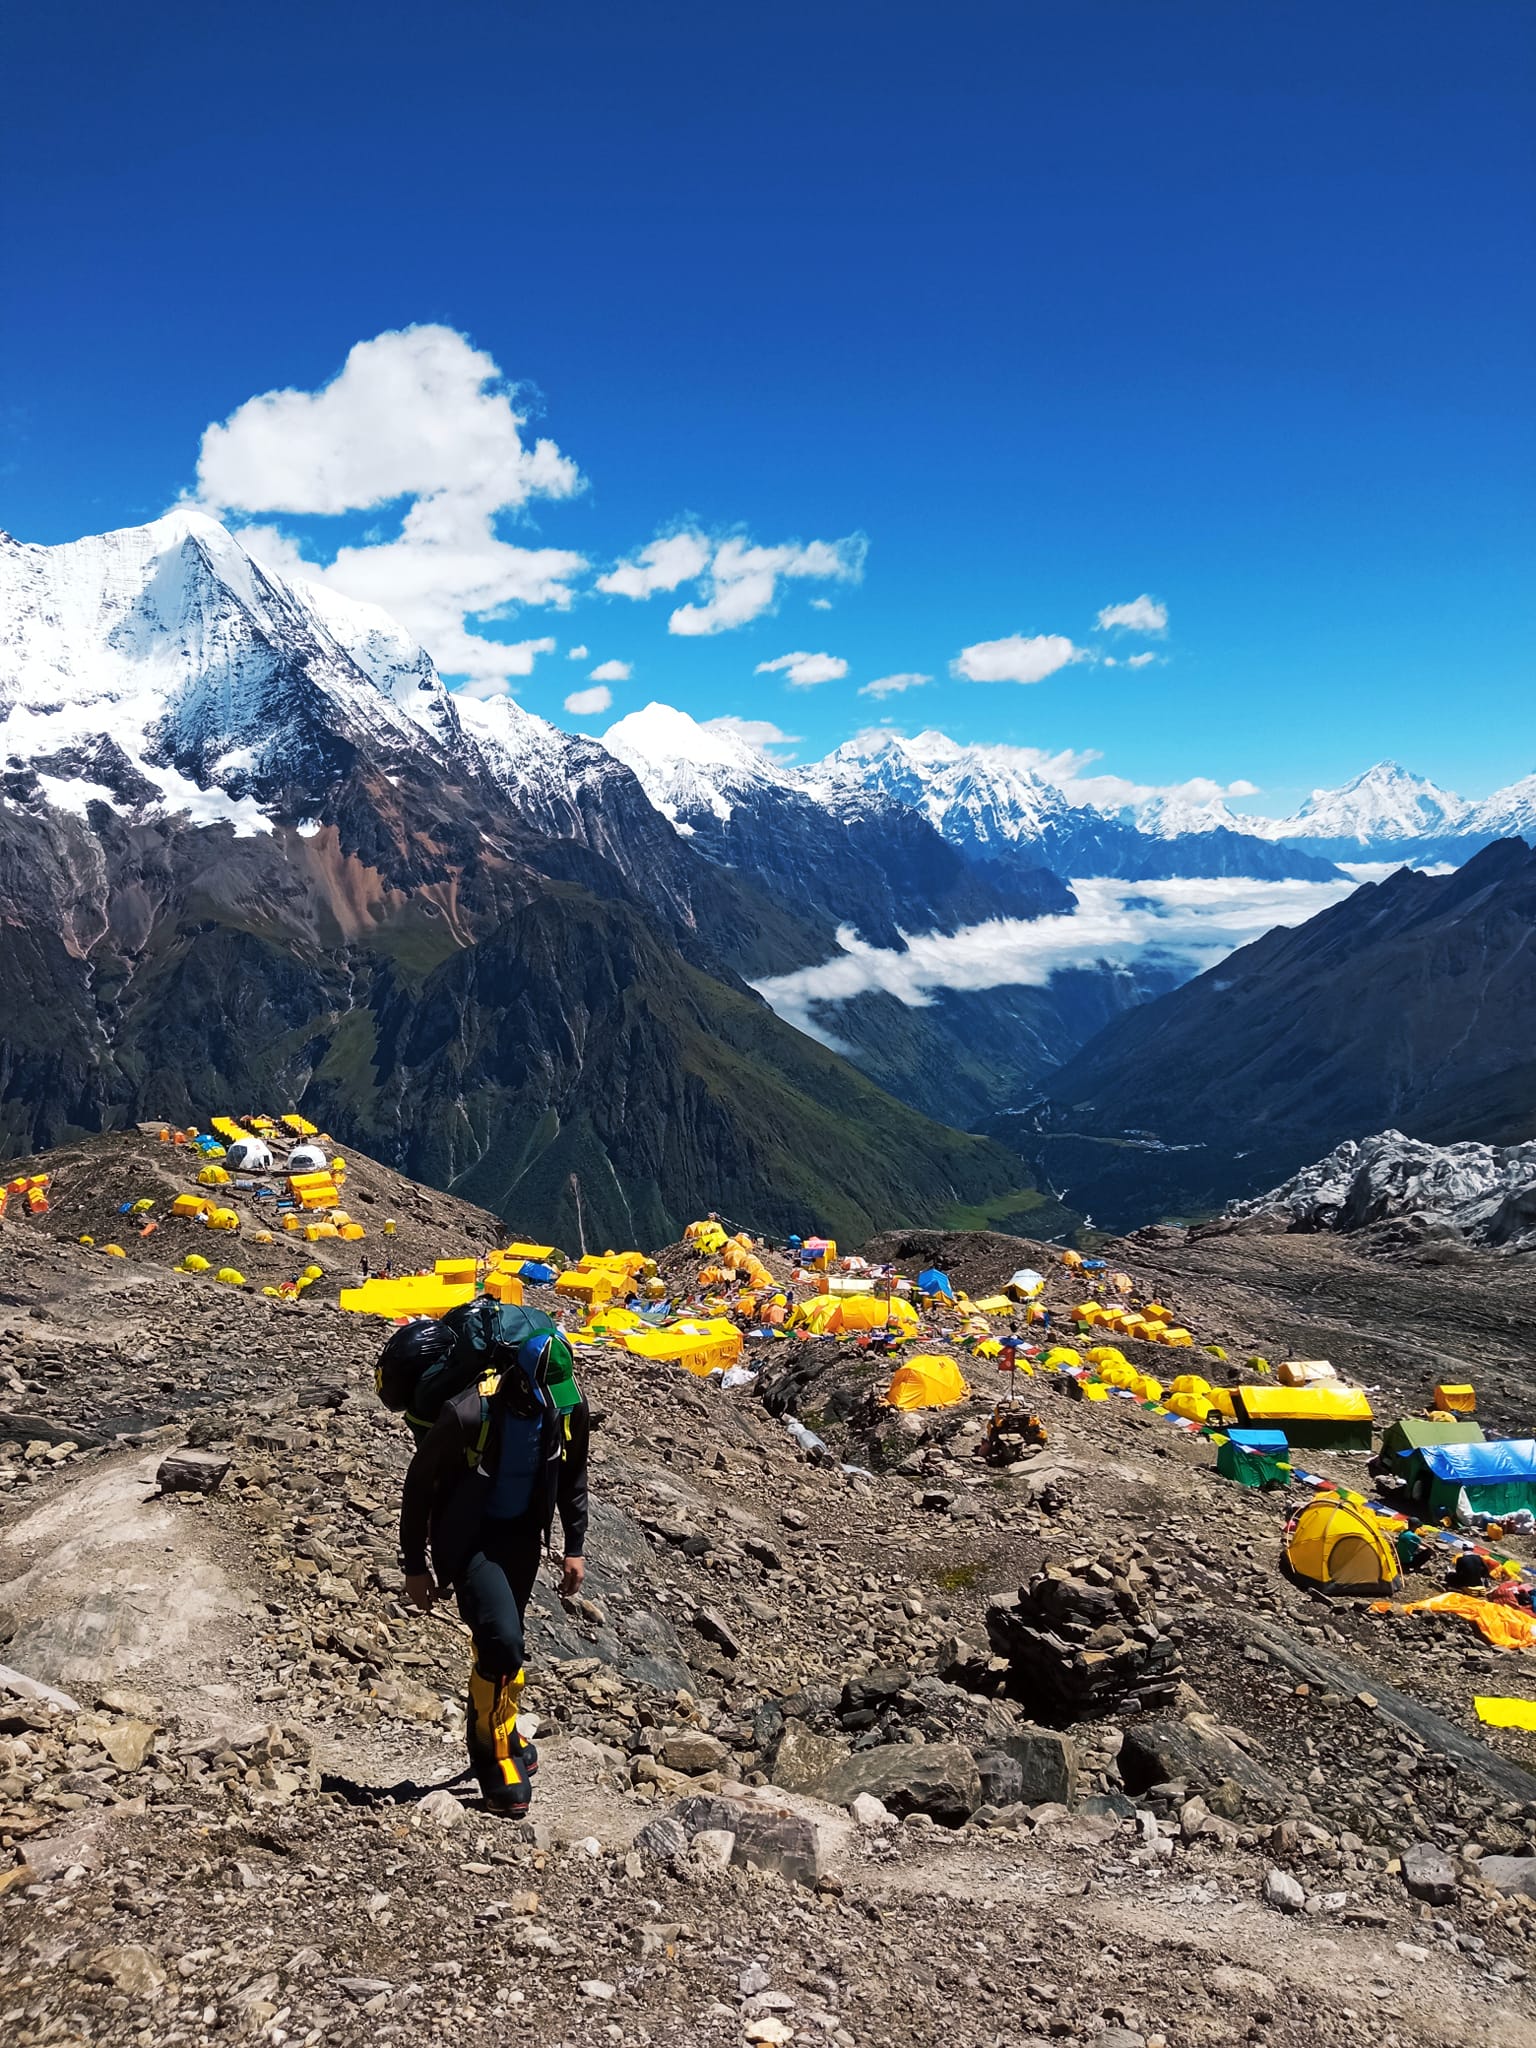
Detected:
[885,1354,969,1410]
[1285,1497,1399,1594]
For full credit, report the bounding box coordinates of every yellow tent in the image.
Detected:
[885,1354,969,1409]
[1285,1498,1399,1593]
[1086,1345,1129,1367]
[1041,1346,1083,1369]
[1168,1391,1214,1423]
[1170,1372,1212,1397]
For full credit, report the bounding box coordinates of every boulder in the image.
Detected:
[1002,1725,1079,1806]
[1401,1841,1458,1905]
[1117,1718,1284,1803]
[1479,1854,1536,1900]
[819,1742,981,1829]
[1264,1869,1305,1914]
[766,1720,849,1794]
[660,1731,730,1775]
[668,1793,825,1888]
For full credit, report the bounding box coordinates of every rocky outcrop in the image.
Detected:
[1226,1129,1536,1252]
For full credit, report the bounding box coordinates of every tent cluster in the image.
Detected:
[0,1173,50,1220]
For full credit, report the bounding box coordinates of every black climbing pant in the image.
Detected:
[455,1516,543,1799]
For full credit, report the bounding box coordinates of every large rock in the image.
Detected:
[1001,1725,1079,1806]
[1401,1841,1458,1905]
[766,1720,849,1794]
[1116,1717,1285,1804]
[669,1793,826,1888]
[1479,1854,1536,1900]
[660,1731,730,1775]
[819,1743,981,1829]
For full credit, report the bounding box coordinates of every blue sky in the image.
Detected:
[3,0,1532,813]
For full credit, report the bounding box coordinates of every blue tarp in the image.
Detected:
[1421,1439,1536,1483]
[1227,1429,1288,1450]
[517,1261,556,1285]
[917,1268,954,1297]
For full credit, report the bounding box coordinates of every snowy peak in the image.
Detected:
[603,701,796,824]
[1132,792,1243,837]
[1470,771,1536,839]
[810,729,1071,851]
[0,509,471,831]
[1262,760,1471,845]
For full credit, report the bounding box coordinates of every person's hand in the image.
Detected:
[404,1571,438,1609]
[560,1556,586,1597]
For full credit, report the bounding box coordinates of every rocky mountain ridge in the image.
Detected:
[1225,1129,1536,1253]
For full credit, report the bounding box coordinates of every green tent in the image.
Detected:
[1379,1415,1485,1461]
[1215,1428,1291,1490]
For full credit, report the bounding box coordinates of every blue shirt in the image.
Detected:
[487,1389,546,1522]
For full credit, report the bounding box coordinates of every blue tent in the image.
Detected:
[516,1261,556,1285]
[1411,1438,1536,1517]
[916,1268,954,1298]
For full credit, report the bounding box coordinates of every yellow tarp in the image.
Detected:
[622,1319,743,1377]
[339,1277,477,1318]
[884,1354,969,1409]
[282,1114,319,1135]
[1475,1695,1536,1728]
[502,1240,557,1262]
[211,1117,244,1141]
[1232,1384,1373,1423]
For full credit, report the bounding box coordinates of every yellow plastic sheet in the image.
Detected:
[1474,1696,1536,1729]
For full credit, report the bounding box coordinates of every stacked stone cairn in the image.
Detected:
[985,1554,1183,1721]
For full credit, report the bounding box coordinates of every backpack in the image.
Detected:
[376,1299,576,1448]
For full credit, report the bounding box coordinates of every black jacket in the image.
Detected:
[399,1382,590,1585]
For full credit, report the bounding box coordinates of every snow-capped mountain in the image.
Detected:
[604,701,804,829]
[0,507,470,828]
[1249,760,1471,858]
[809,728,1075,852]
[1240,759,1536,867]
[1131,792,1244,837]
[808,729,1342,883]
[1470,772,1536,843]
[604,703,1071,943]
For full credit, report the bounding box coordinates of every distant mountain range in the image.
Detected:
[2,509,1531,1241]
[0,510,1063,1243]
[1010,839,1536,1230]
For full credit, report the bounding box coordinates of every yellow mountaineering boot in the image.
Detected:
[466,1661,534,1815]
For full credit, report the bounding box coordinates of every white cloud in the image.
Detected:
[755,650,849,689]
[598,529,865,635]
[596,531,713,599]
[1126,651,1158,669]
[1097,594,1168,635]
[452,639,558,699]
[670,535,867,636]
[589,658,631,682]
[859,672,931,699]
[197,324,587,686]
[809,596,834,610]
[754,875,1359,1045]
[705,717,801,753]
[565,684,613,717]
[951,633,1081,686]
[567,643,589,660]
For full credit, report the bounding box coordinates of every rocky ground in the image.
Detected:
[3,1133,1536,2047]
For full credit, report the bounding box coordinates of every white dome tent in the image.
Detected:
[286,1142,328,1175]
[224,1137,273,1173]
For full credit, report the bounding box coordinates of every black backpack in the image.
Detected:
[376,1299,566,1446]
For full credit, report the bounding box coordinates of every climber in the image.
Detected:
[398,1331,590,1817]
